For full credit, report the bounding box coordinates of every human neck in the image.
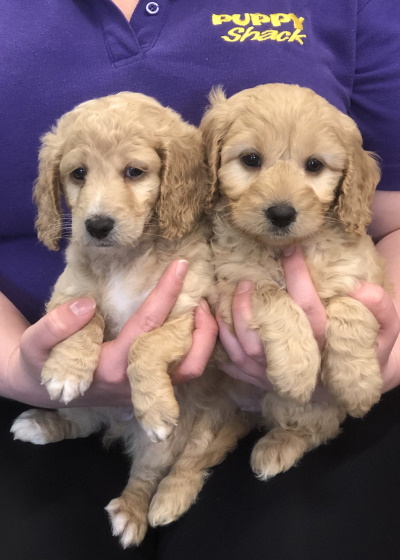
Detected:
[110,0,140,21]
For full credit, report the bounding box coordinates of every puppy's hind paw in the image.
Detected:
[11,411,49,445]
[106,497,148,548]
[250,431,308,481]
[10,409,64,445]
[149,484,194,527]
[136,402,180,443]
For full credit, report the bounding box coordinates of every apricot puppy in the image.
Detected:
[201,83,386,478]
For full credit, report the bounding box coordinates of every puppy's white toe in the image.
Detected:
[45,378,91,404]
[148,496,180,527]
[105,497,148,548]
[143,423,175,443]
[137,406,179,443]
[250,432,307,481]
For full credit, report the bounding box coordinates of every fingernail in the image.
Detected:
[69,298,96,316]
[236,281,252,294]
[199,299,210,312]
[176,259,188,280]
[282,245,295,257]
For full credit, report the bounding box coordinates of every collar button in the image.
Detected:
[146,2,160,15]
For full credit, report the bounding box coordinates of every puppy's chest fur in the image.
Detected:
[60,230,213,340]
[212,214,384,302]
[100,261,156,338]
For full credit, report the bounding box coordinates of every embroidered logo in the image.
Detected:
[212,13,306,45]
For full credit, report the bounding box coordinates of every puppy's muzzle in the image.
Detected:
[85,216,115,240]
[265,204,297,228]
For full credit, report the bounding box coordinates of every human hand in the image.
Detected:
[88,259,218,406]
[350,281,400,393]
[217,246,400,399]
[3,260,217,408]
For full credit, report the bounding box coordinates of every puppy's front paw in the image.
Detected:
[106,496,148,548]
[266,335,320,404]
[322,352,382,418]
[136,400,180,443]
[327,364,382,418]
[323,297,382,418]
[41,339,99,404]
[42,375,92,405]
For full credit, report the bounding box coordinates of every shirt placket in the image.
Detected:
[96,0,169,67]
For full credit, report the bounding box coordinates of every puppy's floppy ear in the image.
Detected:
[33,129,63,250]
[199,87,231,196]
[334,120,381,235]
[156,120,213,240]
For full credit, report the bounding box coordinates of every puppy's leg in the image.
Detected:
[253,289,321,403]
[11,407,103,445]
[41,304,105,404]
[127,312,193,443]
[251,393,344,480]
[322,296,382,417]
[106,431,179,548]
[149,407,252,527]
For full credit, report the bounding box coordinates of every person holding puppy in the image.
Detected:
[0,1,399,559]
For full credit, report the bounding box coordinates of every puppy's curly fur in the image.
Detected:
[11,93,250,546]
[201,83,386,479]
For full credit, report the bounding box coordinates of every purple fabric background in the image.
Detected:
[1,0,399,322]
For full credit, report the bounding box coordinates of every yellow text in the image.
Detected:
[212,13,305,31]
[221,27,306,45]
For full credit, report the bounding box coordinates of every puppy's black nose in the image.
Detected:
[265,204,297,228]
[85,216,115,239]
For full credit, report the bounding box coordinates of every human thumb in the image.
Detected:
[20,298,96,366]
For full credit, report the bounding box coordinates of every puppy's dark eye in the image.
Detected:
[305,158,323,172]
[125,167,144,179]
[71,167,87,181]
[242,153,261,167]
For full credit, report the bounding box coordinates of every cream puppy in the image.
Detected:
[11,92,249,546]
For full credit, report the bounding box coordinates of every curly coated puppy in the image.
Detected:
[201,83,386,479]
[11,92,249,546]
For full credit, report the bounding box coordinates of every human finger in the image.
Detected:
[217,313,267,378]
[217,362,273,390]
[349,281,400,366]
[231,281,265,363]
[282,245,327,348]
[20,298,96,366]
[171,300,218,385]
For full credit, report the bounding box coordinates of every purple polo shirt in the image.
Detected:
[1,0,400,323]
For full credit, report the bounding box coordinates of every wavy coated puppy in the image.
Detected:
[11,92,249,547]
[201,83,386,480]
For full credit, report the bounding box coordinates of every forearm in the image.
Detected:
[374,228,400,391]
[0,293,29,398]
[375,228,400,316]
[0,293,56,405]
[370,190,400,389]
[369,191,400,242]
